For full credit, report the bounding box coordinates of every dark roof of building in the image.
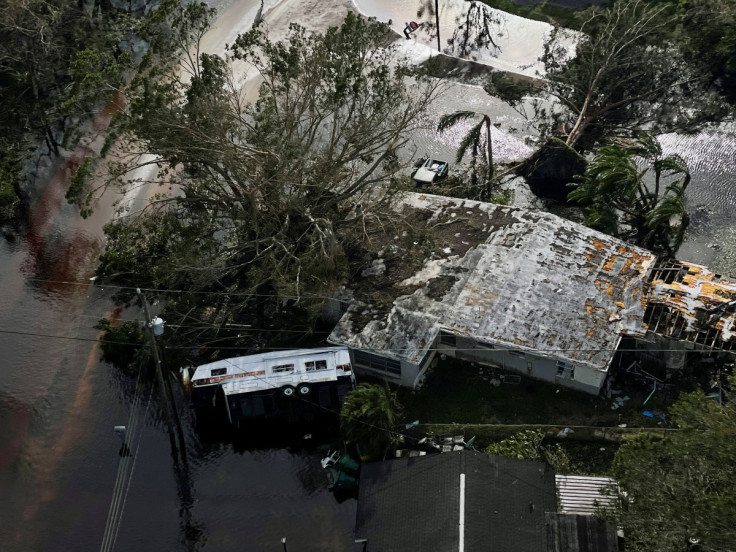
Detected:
[545,513,619,552]
[355,450,558,552]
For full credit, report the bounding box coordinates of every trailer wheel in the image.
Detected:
[298,384,311,396]
[282,385,295,397]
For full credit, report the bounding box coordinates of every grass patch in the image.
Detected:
[399,357,675,428]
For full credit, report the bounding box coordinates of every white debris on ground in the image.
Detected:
[400,258,454,287]
[197,0,558,204]
[361,258,387,277]
[351,0,579,78]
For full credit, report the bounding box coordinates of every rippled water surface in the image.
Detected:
[0,133,354,552]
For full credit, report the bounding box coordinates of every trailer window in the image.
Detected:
[211,368,227,377]
[271,364,294,374]
[305,360,328,371]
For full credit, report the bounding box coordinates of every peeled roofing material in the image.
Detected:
[330,193,657,369]
[645,260,736,348]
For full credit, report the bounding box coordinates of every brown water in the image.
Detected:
[1,1,734,550]
[0,88,355,551]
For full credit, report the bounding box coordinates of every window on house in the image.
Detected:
[556,361,574,379]
[211,368,227,377]
[271,364,294,374]
[353,350,401,376]
[440,332,457,347]
[477,342,495,350]
[508,350,524,358]
[305,360,328,371]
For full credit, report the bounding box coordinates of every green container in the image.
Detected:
[336,454,360,478]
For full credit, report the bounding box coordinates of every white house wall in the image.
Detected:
[347,349,423,388]
[439,336,605,394]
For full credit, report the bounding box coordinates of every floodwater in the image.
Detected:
[0,88,355,552]
[1,0,735,551]
[0,2,356,551]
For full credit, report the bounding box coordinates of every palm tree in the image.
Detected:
[339,383,404,461]
[568,134,690,255]
[437,110,494,195]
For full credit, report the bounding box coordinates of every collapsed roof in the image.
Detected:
[645,260,736,350]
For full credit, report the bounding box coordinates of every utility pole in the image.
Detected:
[435,0,441,52]
[137,288,188,467]
[137,289,199,550]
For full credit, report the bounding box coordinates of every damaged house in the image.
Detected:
[328,193,736,394]
[635,260,736,372]
[329,193,658,394]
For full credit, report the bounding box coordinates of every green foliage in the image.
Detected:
[0,140,22,224]
[485,429,571,473]
[490,189,512,205]
[94,318,148,374]
[539,0,726,150]
[438,110,495,197]
[568,135,691,255]
[609,380,736,551]
[0,0,136,218]
[82,4,439,349]
[677,0,736,98]
[483,71,533,108]
[340,383,404,461]
[62,47,132,117]
[66,157,96,218]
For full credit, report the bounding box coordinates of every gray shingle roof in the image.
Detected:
[355,450,557,552]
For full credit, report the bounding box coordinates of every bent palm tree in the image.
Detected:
[438,110,494,194]
[568,134,690,255]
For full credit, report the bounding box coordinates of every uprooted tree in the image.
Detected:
[539,0,726,152]
[68,1,441,352]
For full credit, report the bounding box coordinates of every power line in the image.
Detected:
[0,327,144,346]
[0,325,728,354]
[72,312,336,333]
[100,347,155,552]
[27,277,335,302]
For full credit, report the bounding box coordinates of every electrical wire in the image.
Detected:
[0,325,727,354]
[27,276,335,302]
[109,389,155,552]
[100,349,153,552]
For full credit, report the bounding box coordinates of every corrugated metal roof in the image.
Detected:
[555,474,618,515]
[545,513,619,552]
[330,193,657,370]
